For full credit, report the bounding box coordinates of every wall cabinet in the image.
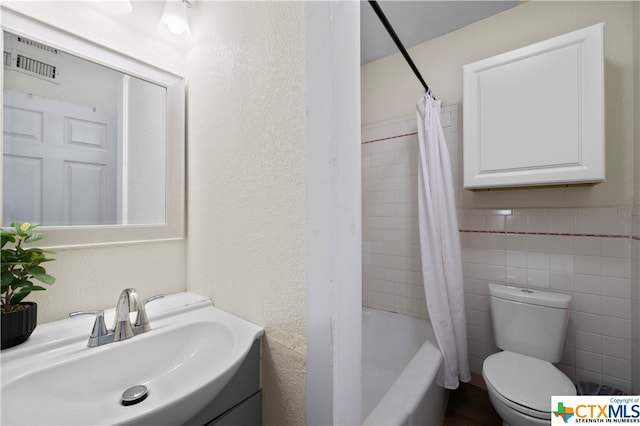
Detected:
[463,23,605,189]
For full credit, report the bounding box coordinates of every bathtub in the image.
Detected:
[362,308,446,426]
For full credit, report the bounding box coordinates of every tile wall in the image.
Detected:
[460,207,633,393]
[361,105,459,319]
[361,105,637,394]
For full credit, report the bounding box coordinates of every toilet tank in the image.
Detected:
[489,283,571,363]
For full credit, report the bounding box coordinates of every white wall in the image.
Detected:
[185,2,307,424]
[305,2,362,425]
[1,1,187,323]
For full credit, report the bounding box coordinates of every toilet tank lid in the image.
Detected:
[489,283,571,309]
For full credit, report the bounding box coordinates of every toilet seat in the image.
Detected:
[483,351,576,420]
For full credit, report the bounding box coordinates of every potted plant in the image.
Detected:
[1,222,55,349]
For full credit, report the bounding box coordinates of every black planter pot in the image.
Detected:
[1,302,37,350]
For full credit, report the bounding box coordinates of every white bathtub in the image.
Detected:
[362,308,446,426]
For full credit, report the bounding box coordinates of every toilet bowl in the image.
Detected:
[483,351,576,426]
[483,284,576,426]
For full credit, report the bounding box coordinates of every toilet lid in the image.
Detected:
[483,351,576,414]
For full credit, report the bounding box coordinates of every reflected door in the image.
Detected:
[3,90,117,226]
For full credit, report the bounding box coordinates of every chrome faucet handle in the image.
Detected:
[114,288,138,341]
[134,294,165,333]
[69,310,113,347]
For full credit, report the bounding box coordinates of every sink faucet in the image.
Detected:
[114,288,137,341]
[70,289,164,347]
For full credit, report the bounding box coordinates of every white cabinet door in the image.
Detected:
[3,90,117,226]
[463,23,605,189]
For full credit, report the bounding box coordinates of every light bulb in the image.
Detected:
[157,0,191,37]
[167,23,185,35]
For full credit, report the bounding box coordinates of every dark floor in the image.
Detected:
[444,383,502,426]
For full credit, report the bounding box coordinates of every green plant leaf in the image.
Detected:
[1,270,14,286]
[1,231,16,248]
[10,279,31,289]
[10,292,29,304]
[25,232,45,243]
[31,269,55,285]
[2,222,55,306]
[17,285,46,293]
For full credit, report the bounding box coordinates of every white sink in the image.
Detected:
[1,293,263,425]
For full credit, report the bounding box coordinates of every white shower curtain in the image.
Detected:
[417,93,471,390]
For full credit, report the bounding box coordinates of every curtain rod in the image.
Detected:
[368,0,435,99]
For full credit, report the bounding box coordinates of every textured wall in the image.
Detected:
[362,1,636,209]
[185,2,306,425]
[2,1,187,323]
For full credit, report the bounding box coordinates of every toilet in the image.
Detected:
[483,283,577,426]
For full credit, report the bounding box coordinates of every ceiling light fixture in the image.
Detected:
[157,0,192,36]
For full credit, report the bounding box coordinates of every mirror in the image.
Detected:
[1,8,185,247]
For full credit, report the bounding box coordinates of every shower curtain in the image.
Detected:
[417,93,470,390]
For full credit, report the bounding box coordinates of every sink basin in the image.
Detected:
[1,293,263,425]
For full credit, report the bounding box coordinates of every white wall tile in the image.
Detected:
[572,293,602,315]
[602,297,631,320]
[575,215,602,235]
[550,214,576,234]
[575,331,603,353]
[506,234,527,251]
[575,274,602,295]
[550,272,575,292]
[572,311,602,334]
[602,316,631,340]
[527,252,550,270]
[550,254,574,273]
[602,257,631,279]
[602,238,631,258]
[527,269,550,288]
[506,267,527,285]
[601,335,631,358]
[575,256,602,276]
[549,235,575,254]
[602,356,631,380]
[528,215,551,233]
[602,277,631,298]
[576,349,602,372]
[574,236,601,256]
[507,251,527,268]
[506,214,527,233]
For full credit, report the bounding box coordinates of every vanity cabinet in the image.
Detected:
[462,23,605,189]
[185,339,262,426]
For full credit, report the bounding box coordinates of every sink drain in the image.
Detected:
[121,385,148,406]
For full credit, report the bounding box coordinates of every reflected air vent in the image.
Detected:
[15,54,57,79]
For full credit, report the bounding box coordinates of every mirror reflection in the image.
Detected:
[3,31,167,227]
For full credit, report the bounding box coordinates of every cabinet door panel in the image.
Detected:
[463,23,605,189]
